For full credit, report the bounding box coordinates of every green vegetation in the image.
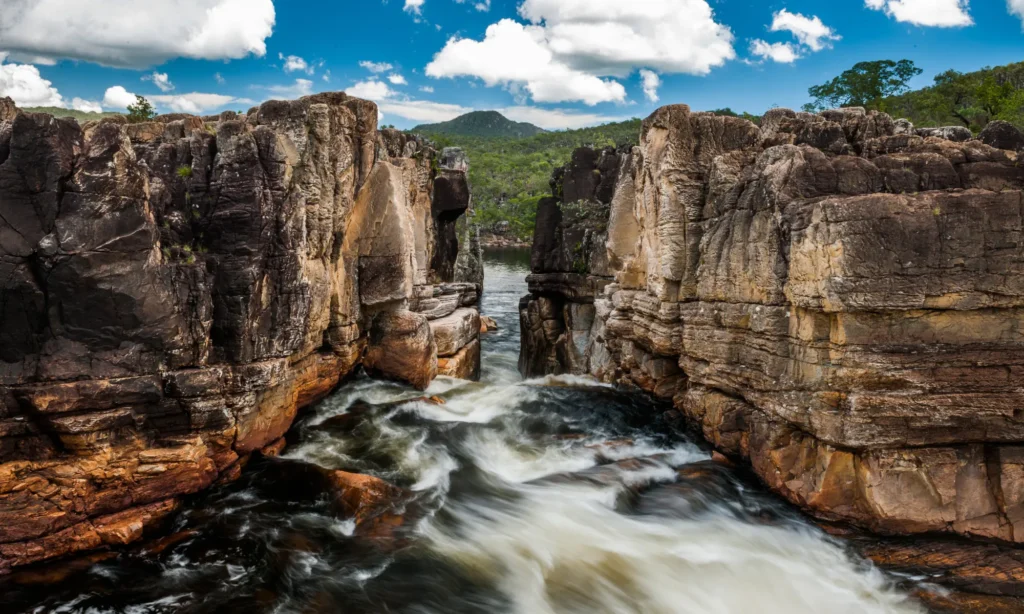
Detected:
[127,95,156,123]
[416,115,643,241]
[885,62,1024,132]
[803,60,923,113]
[21,106,118,122]
[806,59,1024,132]
[414,110,547,138]
[176,165,193,179]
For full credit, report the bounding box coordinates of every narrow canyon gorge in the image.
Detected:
[4,93,1024,613]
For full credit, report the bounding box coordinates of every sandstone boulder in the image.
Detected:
[364,310,438,390]
[437,339,481,380]
[917,125,974,142]
[430,308,480,357]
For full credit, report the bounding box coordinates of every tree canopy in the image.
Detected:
[126,95,156,123]
[885,62,1024,132]
[804,60,922,112]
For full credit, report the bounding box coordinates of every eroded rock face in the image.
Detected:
[0,94,480,570]
[521,105,1024,552]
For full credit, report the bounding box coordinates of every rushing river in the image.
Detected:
[6,249,925,614]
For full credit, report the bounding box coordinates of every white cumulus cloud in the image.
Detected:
[865,0,973,27]
[382,100,473,124]
[426,19,626,105]
[346,79,397,102]
[770,10,840,51]
[1010,0,1024,25]
[71,98,103,113]
[749,40,801,64]
[360,61,394,73]
[404,0,425,15]
[103,86,138,109]
[0,58,64,107]
[280,53,314,75]
[518,0,735,75]
[388,74,408,85]
[499,106,622,130]
[639,70,661,103]
[0,0,275,68]
[266,79,314,99]
[426,1,734,106]
[104,85,251,114]
[142,72,175,92]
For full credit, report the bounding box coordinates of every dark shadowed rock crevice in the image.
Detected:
[0,94,481,571]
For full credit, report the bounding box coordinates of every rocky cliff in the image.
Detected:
[0,94,481,571]
[521,106,1024,551]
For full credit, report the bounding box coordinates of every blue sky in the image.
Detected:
[0,0,1021,130]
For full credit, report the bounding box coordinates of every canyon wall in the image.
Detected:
[0,94,480,571]
[521,105,1024,546]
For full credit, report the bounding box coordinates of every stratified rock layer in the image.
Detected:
[0,94,481,570]
[521,106,1024,551]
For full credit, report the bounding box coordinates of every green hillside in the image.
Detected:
[416,118,642,241]
[21,106,119,122]
[414,110,546,138]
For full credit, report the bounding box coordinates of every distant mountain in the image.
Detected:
[414,111,546,138]
[22,106,119,122]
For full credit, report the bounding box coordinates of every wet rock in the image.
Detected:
[326,470,405,528]
[915,589,1024,614]
[254,458,405,533]
[437,339,481,380]
[480,315,499,333]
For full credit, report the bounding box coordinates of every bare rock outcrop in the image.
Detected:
[0,94,481,570]
[521,105,1024,593]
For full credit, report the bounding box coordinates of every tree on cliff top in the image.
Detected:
[126,95,156,123]
[803,60,922,112]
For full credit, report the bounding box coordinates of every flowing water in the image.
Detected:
[5,249,925,614]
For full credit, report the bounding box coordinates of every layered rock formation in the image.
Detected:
[0,94,480,570]
[521,106,1024,552]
